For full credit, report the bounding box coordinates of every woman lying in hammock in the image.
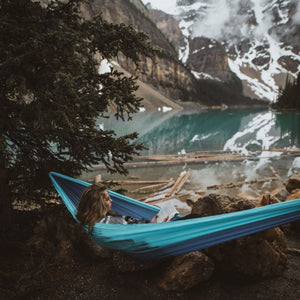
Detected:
[77,183,202,234]
[76,183,169,233]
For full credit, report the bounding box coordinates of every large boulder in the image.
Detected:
[286,188,300,201]
[158,251,214,291]
[285,173,300,193]
[55,240,77,263]
[75,227,115,259]
[112,251,158,272]
[192,193,255,216]
[286,189,300,232]
[204,228,287,278]
[192,194,288,278]
[27,235,56,257]
[270,188,289,202]
[28,207,75,259]
[31,206,77,243]
[285,173,300,232]
[29,206,115,261]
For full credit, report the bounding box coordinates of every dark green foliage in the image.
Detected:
[274,112,300,145]
[0,0,155,205]
[273,73,300,110]
[225,72,243,94]
[194,79,266,106]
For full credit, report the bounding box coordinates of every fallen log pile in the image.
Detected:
[256,149,300,153]
[269,166,285,186]
[95,173,282,208]
[207,176,279,190]
[132,179,174,194]
[91,148,299,170]
[90,152,294,206]
[97,167,283,200]
[91,151,247,169]
[143,170,192,205]
[145,193,191,205]
[165,170,190,197]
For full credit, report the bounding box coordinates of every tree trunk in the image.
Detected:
[0,166,13,236]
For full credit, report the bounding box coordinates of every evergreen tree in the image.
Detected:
[274,73,300,110]
[0,0,155,227]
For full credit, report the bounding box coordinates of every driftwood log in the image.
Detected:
[269,166,285,186]
[103,179,171,184]
[257,149,300,153]
[145,193,191,205]
[207,176,279,190]
[175,170,191,195]
[90,149,299,170]
[165,172,188,197]
[141,170,191,204]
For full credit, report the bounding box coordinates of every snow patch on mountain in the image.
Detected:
[191,70,221,81]
[229,35,300,100]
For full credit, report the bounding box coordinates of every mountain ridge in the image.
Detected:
[82,0,267,108]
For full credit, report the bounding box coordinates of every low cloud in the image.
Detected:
[191,0,295,42]
[191,0,251,40]
[292,0,300,25]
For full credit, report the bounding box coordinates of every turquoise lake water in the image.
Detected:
[98,108,300,155]
[88,108,300,202]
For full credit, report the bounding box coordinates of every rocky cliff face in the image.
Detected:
[117,53,196,102]
[187,37,234,82]
[148,9,186,55]
[81,0,197,103]
[148,8,234,83]
[82,0,177,59]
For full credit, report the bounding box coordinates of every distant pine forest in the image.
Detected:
[272,73,300,110]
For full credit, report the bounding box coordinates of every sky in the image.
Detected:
[141,0,177,14]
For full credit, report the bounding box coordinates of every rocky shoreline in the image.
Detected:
[1,175,299,299]
[1,218,299,299]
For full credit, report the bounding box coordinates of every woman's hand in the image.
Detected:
[150,215,170,223]
[150,215,158,223]
[163,216,170,222]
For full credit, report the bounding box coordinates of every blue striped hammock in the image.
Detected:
[49,171,300,260]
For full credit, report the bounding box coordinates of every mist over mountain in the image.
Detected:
[142,0,300,101]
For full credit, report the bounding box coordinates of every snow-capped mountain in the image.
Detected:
[142,0,300,101]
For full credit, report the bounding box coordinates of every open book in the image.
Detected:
[156,202,179,223]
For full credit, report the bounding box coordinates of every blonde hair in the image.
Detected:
[76,183,108,234]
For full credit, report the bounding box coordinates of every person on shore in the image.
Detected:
[76,183,167,234]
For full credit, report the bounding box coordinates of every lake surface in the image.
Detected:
[98,108,300,156]
[85,108,300,207]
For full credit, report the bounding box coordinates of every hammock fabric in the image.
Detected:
[49,171,300,260]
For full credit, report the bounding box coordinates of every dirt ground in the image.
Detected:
[1,210,299,300]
